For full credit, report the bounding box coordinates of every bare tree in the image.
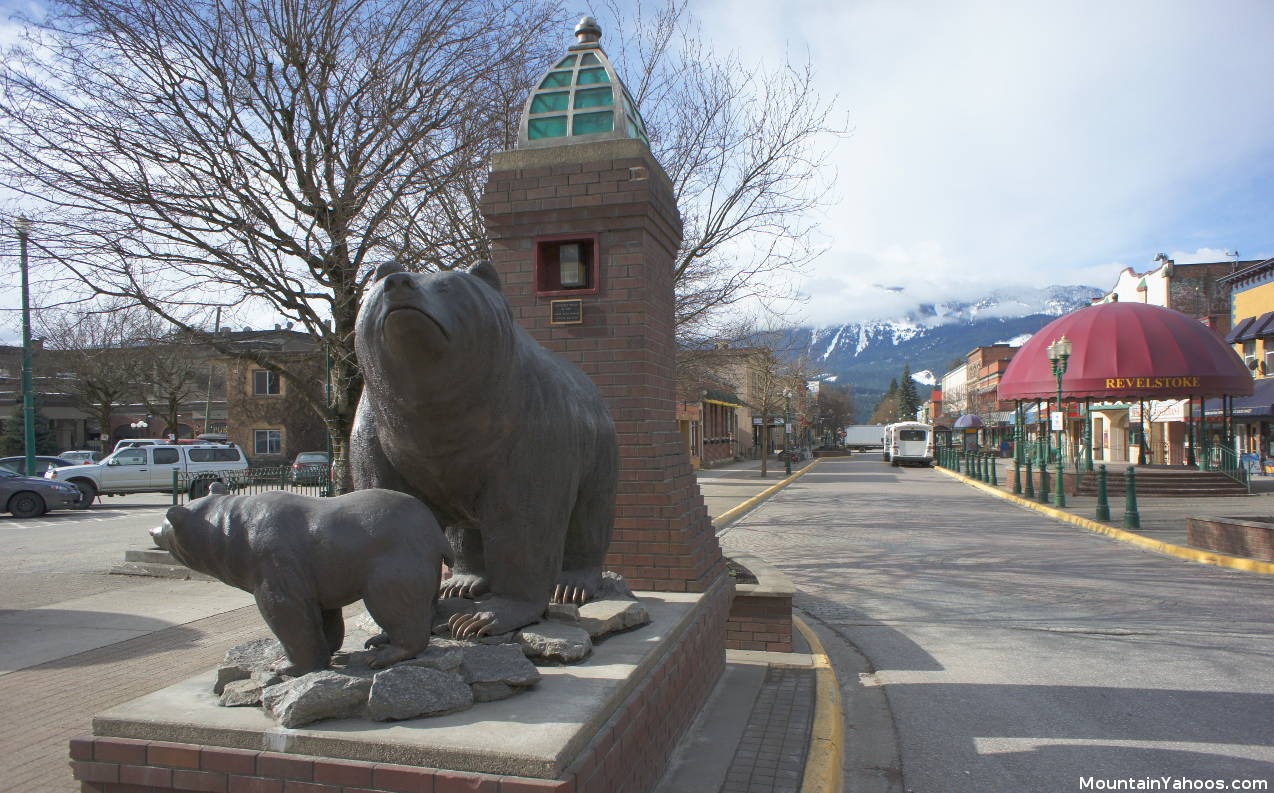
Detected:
[134,332,208,441]
[35,304,146,451]
[602,0,843,345]
[815,383,853,444]
[733,326,817,477]
[0,0,561,490]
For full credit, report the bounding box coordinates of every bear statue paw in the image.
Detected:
[439,573,490,600]
[367,643,417,669]
[551,569,602,605]
[448,597,544,639]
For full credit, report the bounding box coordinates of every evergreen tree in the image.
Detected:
[870,379,902,424]
[0,401,59,458]
[899,364,921,420]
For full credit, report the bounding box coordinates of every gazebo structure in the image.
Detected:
[952,413,984,450]
[998,301,1253,495]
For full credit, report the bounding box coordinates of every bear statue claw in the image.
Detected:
[550,584,589,605]
[439,574,489,600]
[364,632,389,649]
[447,596,543,639]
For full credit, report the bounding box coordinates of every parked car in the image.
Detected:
[289,451,330,485]
[0,456,80,476]
[45,443,249,507]
[0,468,83,517]
[59,450,104,465]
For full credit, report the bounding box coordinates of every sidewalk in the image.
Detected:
[4,457,834,793]
[947,457,1274,572]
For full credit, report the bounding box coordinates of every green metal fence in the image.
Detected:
[172,466,332,505]
[1197,444,1250,493]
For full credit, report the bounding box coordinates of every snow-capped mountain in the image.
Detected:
[781,284,1102,420]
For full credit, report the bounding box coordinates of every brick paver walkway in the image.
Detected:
[718,666,814,793]
[0,605,267,793]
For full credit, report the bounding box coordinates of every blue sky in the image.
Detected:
[684,0,1274,325]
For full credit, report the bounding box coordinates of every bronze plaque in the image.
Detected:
[550,299,583,325]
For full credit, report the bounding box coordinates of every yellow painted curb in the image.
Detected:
[793,614,843,793]
[712,459,822,530]
[936,466,1274,575]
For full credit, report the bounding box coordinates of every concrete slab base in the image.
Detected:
[78,582,732,792]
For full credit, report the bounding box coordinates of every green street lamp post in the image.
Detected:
[1047,335,1072,508]
[14,217,36,477]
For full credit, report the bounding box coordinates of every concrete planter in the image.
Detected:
[725,552,795,653]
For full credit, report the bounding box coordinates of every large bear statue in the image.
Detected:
[352,261,619,639]
[151,484,454,673]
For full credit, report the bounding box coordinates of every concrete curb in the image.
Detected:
[793,614,843,793]
[713,459,823,532]
[935,465,1274,575]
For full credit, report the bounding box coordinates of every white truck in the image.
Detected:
[45,443,248,507]
[843,425,885,451]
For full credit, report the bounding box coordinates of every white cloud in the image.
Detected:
[694,0,1274,326]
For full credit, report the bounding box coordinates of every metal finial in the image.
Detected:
[575,16,601,44]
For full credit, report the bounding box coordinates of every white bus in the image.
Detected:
[883,422,934,467]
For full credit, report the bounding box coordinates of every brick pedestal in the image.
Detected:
[482,138,726,593]
[70,582,733,793]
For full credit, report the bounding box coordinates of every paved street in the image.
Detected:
[720,456,1274,793]
[0,494,172,610]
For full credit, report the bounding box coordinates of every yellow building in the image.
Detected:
[1211,257,1274,466]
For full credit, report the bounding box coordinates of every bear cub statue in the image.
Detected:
[151,483,453,675]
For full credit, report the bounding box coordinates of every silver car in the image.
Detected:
[0,469,82,517]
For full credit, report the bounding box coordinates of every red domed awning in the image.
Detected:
[998,302,1253,402]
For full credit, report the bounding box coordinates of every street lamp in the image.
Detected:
[1047,335,1072,507]
[14,217,35,477]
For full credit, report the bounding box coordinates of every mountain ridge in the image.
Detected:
[779,284,1103,421]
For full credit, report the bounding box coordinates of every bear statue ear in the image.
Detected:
[468,260,502,293]
[371,260,406,282]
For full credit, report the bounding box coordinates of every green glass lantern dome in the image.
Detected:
[518,17,650,149]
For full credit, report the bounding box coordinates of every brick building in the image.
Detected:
[206,329,326,464]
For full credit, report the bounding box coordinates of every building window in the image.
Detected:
[253,369,281,396]
[254,429,282,455]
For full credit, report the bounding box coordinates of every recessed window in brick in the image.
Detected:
[535,236,599,295]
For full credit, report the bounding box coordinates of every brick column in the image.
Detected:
[481,138,725,593]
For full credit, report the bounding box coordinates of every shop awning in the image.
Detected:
[1236,312,1274,342]
[1225,316,1256,343]
[703,388,743,408]
[998,302,1253,401]
[1203,377,1274,417]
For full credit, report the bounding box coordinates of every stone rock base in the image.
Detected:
[72,579,732,793]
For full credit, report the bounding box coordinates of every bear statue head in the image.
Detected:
[149,484,230,574]
[355,260,515,395]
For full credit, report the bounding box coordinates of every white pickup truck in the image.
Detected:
[45,443,248,507]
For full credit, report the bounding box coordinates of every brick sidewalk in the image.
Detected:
[719,666,815,793]
[0,605,267,793]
